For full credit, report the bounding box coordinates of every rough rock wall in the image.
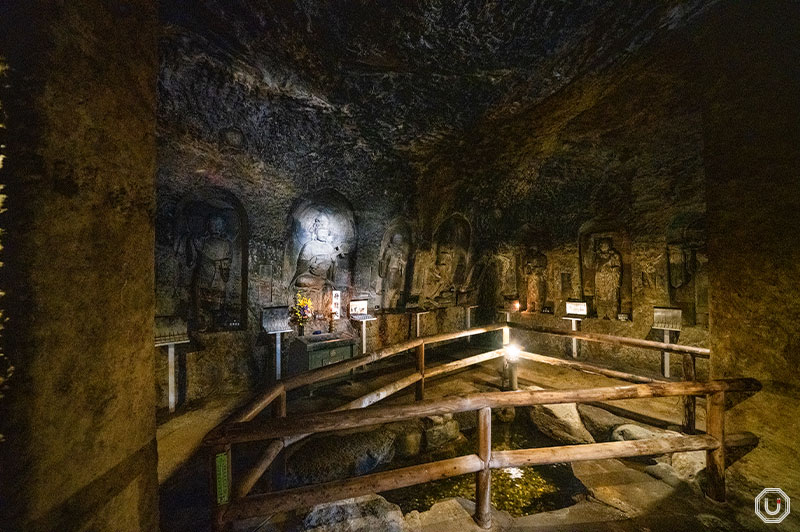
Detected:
[0,2,159,531]
[155,1,713,404]
[700,1,800,522]
[417,18,710,377]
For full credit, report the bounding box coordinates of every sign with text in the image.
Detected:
[565,301,588,316]
[332,291,341,319]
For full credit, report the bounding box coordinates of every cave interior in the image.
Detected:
[0,1,799,531]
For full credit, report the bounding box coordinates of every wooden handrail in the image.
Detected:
[234,349,507,498]
[221,432,743,521]
[216,324,505,428]
[205,378,759,446]
[518,350,667,384]
[507,321,711,358]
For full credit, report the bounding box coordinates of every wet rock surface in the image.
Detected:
[526,386,595,445]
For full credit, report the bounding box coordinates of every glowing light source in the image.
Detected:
[504,467,524,480]
[513,300,520,311]
[505,344,521,362]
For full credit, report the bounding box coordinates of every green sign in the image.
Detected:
[215,452,230,505]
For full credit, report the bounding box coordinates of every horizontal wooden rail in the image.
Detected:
[234,349,506,498]
[221,432,754,522]
[507,321,710,358]
[219,324,505,427]
[226,454,485,520]
[490,434,719,468]
[518,350,666,384]
[205,378,759,446]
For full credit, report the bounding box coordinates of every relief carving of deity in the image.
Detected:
[594,238,622,319]
[291,215,339,314]
[379,232,409,309]
[185,215,234,331]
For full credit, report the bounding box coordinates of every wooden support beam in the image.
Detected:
[507,321,711,358]
[234,383,285,424]
[705,391,726,502]
[273,389,287,418]
[517,351,665,384]
[475,407,492,529]
[683,354,697,434]
[490,434,720,469]
[235,439,284,499]
[425,350,504,379]
[416,343,425,401]
[224,455,484,520]
[206,378,759,446]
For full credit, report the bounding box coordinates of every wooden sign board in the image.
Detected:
[565,301,588,317]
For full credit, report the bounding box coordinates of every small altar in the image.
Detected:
[287,332,357,377]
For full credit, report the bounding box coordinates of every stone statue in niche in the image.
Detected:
[191,215,233,329]
[667,212,708,326]
[172,189,247,332]
[579,220,632,320]
[285,190,356,320]
[291,215,337,298]
[419,214,471,308]
[378,225,411,310]
[594,238,622,320]
[524,248,548,313]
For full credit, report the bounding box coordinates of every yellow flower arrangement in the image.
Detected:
[288,292,313,327]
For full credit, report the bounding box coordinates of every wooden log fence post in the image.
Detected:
[210,444,232,531]
[475,407,492,528]
[272,390,288,490]
[273,389,287,418]
[416,343,425,401]
[683,354,697,434]
[705,390,726,502]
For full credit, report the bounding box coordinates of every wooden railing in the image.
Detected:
[203,322,755,531]
[506,321,711,434]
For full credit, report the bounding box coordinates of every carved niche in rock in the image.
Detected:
[411,214,471,309]
[477,248,518,311]
[523,246,548,313]
[173,189,248,332]
[667,212,708,326]
[377,220,412,310]
[579,220,632,320]
[284,190,356,318]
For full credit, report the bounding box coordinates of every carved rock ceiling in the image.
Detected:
[159,1,711,242]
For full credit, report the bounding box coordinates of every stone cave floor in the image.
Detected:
[157,341,769,532]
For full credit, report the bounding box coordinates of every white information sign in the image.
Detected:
[565,301,588,316]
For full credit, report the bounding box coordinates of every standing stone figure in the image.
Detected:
[525,249,548,313]
[190,215,233,331]
[291,215,337,314]
[594,238,622,319]
[379,233,409,309]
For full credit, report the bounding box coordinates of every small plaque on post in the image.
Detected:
[261,306,292,333]
[349,300,375,321]
[653,307,682,331]
[565,300,588,318]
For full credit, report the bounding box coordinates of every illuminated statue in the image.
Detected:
[379,232,408,309]
[594,238,622,319]
[191,215,233,330]
[291,215,337,313]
